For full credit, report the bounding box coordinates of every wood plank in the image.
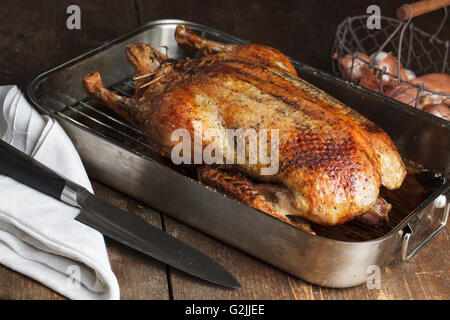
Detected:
[0,0,144,299]
[0,267,66,300]
[0,182,170,300]
[0,0,138,90]
[137,0,449,300]
[165,215,449,300]
[163,216,297,300]
[92,182,169,300]
[1,0,449,300]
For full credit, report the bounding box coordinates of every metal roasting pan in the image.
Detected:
[26,19,450,288]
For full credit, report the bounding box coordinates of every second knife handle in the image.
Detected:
[0,139,67,201]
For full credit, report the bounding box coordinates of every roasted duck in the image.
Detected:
[83,25,406,234]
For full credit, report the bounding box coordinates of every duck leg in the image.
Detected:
[197,166,315,235]
[83,72,144,128]
[174,24,297,75]
[175,25,238,55]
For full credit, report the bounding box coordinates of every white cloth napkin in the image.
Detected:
[0,85,120,300]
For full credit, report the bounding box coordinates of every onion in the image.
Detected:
[370,51,388,64]
[336,52,373,81]
[404,69,416,80]
[372,52,407,87]
[411,73,450,106]
[423,104,450,121]
[384,83,418,107]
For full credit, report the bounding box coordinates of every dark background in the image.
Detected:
[0,0,448,89]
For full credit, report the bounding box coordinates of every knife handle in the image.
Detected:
[0,139,71,203]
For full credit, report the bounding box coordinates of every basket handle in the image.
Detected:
[396,0,450,20]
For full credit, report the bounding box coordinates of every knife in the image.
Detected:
[0,139,240,289]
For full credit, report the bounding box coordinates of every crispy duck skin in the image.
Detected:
[83,24,405,227]
[197,166,315,234]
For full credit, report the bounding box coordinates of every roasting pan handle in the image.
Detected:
[401,194,449,261]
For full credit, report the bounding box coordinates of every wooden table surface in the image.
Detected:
[0,0,448,300]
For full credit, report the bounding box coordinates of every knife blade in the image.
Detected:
[0,139,240,289]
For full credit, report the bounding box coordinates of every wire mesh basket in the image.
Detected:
[332,5,450,120]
